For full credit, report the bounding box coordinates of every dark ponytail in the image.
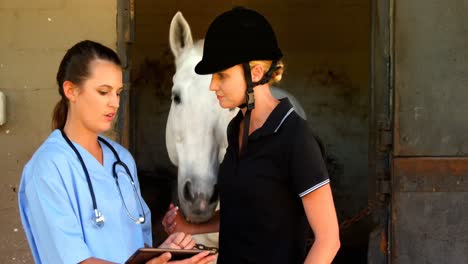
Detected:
[51,40,121,130]
[51,98,68,130]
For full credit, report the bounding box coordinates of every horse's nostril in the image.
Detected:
[183,182,195,202]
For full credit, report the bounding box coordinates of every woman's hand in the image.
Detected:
[171,251,217,264]
[146,232,216,263]
[159,232,196,249]
[145,252,172,264]
[146,251,217,264]
[162,204,193,235]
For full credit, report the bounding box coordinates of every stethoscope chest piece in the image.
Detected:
[136,216,145,224]
[94,209,105,227]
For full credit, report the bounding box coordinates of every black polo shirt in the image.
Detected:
[217,98,329,264]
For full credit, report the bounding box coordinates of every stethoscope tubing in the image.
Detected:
[60,130,145,226]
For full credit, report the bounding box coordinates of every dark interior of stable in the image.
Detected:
[129,1,373,262]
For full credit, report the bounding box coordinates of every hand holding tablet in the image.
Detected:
[125,247,217,264]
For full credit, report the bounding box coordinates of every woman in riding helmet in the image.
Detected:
[163,7,340,264]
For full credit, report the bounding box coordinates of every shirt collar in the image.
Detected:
[227,98,295,143]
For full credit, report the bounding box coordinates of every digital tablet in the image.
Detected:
[125,248,217,264]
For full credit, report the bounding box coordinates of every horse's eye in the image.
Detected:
[173,92,181,104]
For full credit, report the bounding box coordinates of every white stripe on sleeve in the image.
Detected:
[298,179,330,197]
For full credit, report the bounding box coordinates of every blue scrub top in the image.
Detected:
[18,130,152,263]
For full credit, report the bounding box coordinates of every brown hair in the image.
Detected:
[52,40,121,130]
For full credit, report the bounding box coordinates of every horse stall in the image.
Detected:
[128,1,374,262]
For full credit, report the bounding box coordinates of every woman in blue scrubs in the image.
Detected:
[18,40,216,264]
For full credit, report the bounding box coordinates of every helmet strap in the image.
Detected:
[239,62,254,152]
[238,61,278,152]
[238,60,278,109]
[255,60,278,85]
[241,62,256,111]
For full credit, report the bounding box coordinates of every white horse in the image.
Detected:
[165,11,306,246]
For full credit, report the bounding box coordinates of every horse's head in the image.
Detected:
[166,12,237,223]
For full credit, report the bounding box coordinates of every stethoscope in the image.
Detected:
[60,130,146,227]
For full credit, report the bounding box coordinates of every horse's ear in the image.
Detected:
[169,11,194,59]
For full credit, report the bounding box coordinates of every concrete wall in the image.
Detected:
[0,0,117,262]
[130,0,371,258]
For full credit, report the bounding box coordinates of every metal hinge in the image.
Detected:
[376,116,392,195]
[378,117,392,152]
[377,179,391,194]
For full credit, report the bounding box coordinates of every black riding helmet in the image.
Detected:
[195,7,283,75]
[196,7,283,151]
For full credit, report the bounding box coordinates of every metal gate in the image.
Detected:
[116,0,135,148]
[392,0,468,262]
